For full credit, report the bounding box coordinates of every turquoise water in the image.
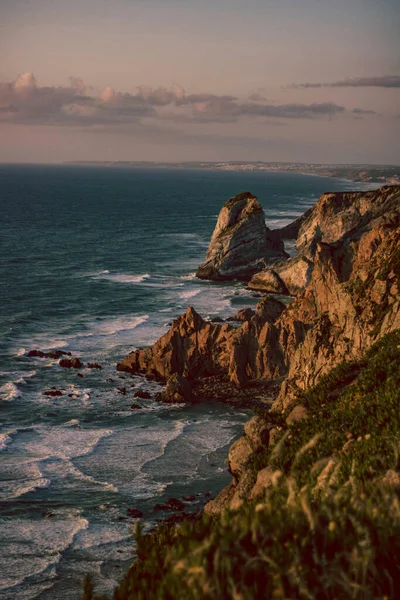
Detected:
[0,165,373,598]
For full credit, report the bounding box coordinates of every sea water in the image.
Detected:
[0,165,375,599]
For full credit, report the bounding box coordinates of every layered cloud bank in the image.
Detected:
[1,72,385,129]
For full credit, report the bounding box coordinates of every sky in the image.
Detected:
[1,0,399,164]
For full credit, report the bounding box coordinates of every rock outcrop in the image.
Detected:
[118,186,400,404]
[248,256,313,295]
[196,192,288,281]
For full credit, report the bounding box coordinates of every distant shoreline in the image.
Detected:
[62,161,400,185]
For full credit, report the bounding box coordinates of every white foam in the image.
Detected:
[0,511,88,594]
[179,272,197,281]
[15,348,26,357]
[78,314,149,338]
[14,371,37,384]
[92,272,150,284]
[43,458,118,493]
[0,382,21,401]
[0,457,50,500]
[64,419,80,427]
[26,425,113,461]
[178,288,201,300]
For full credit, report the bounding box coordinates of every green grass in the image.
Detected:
[84,330,400,600]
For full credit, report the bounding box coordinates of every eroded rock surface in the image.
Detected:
[118,186,400,409]
[196,192,288,281]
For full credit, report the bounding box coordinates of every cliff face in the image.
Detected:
[118,186,400,405]
[196,191,288,281]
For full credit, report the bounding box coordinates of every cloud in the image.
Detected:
[292,76,400,89]
[185,99,345,121]
[0,72,348,128]
[248,93,267,102]
[352,108,377,115]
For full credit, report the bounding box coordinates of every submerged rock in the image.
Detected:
[154,498,185,512]
[196,192,288,281]
[134,389,151,399]
[28,349,71,359]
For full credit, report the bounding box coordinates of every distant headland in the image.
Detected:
[65,161,400,185]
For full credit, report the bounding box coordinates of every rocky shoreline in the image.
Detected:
[116,184,400,514]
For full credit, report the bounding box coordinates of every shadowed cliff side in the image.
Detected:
[117,186,400,405]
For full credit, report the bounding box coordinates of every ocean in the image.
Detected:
[0,165,375,599]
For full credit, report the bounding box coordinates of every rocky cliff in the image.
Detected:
[118,186,400,404]
[196,191,288,280]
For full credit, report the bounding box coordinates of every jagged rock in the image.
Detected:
[130,403,142,410]
[286,405,308,425]
[43,389,63,397]
[210,316,224,323]
[253,295,286,324]
[117,387,127,395]
[87,362,102,370]
[248,256,313,296]
[196,192,288,281]
[226,308,255,322]
[134,389,151,399]
[117,306,236,381]
[59,357,83,369]
[296,185,400,259]
[118,186,400,403]
[156,373,193,403]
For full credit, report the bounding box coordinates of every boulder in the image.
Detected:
[196,192,288,281]
[134,389,151,399]
[248,256,313,296]
[248,269,287,294]
[156,373,193,403]
[43,389,63,397]
[286,405,308,425]
[154,498,185,511]
[228,437,253,480]
[59,357,83,369]
[249,467,279,499]
[87,363,102,370]
[244,416,270,449]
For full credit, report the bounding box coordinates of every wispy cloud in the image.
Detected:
[0,72,349,128]
[352,108,377,115]
[291,75,400,89]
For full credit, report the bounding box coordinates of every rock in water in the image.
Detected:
[196,192,288,281]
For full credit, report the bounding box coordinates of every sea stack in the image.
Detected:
[196,192,288,281]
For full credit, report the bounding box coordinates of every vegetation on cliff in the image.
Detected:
[84,329,400,600]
